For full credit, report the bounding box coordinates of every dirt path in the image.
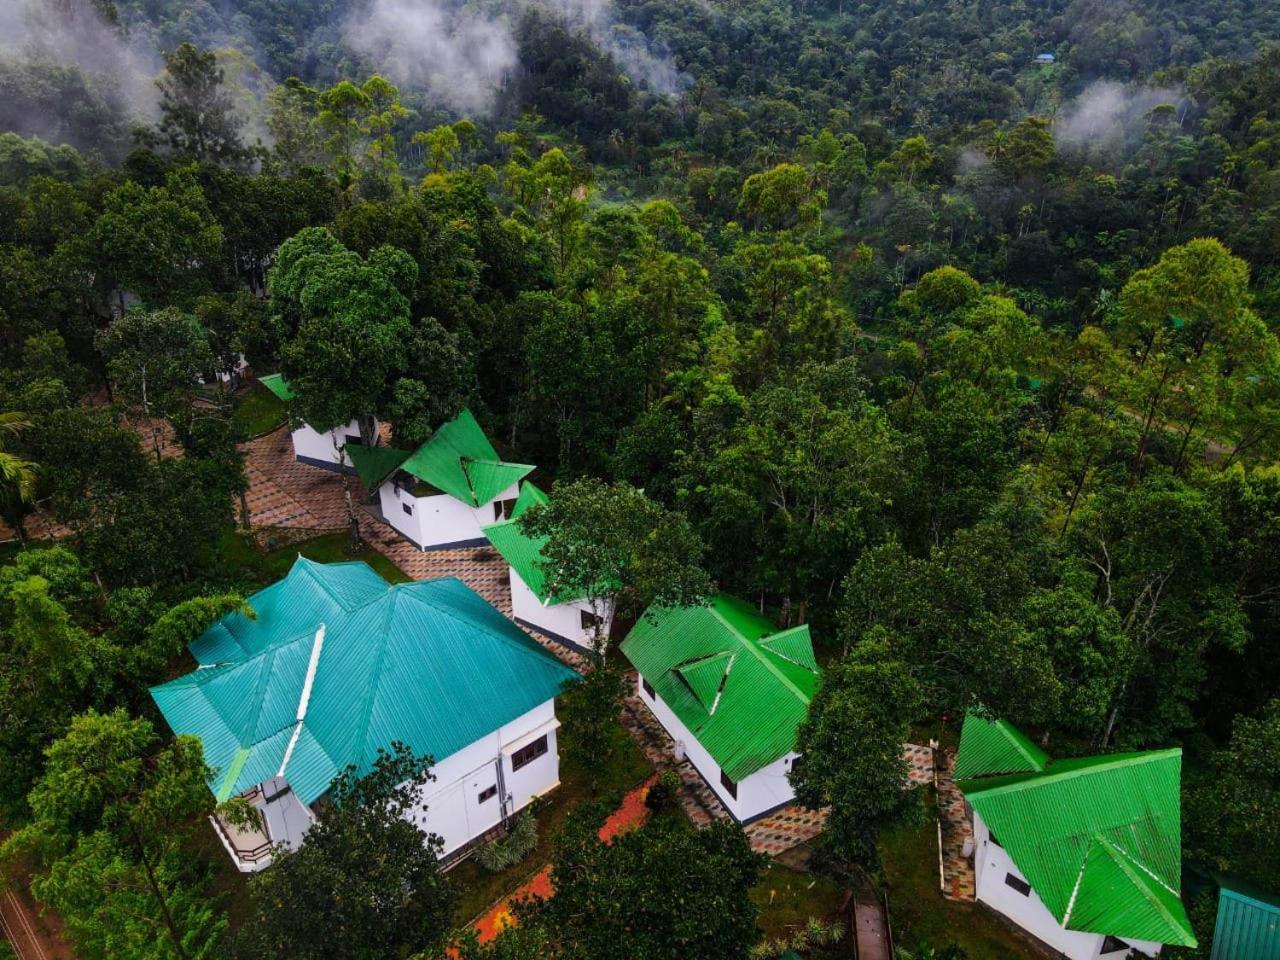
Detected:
[0,884,71,960]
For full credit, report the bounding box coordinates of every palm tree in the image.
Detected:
[0,412,38,541]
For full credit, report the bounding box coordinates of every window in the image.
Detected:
[988,831,1001,848]
[1100,936,1130,955]
[402,502,413,516]
[1003,873,1031,897]
[720,769,738,799]
[345,434,361,448]
[641,676,655,699]
[494,498,518,520]
[580,609,603,632]
[788,756,804,781]
[511,734,548,771]
[478,785,497,804]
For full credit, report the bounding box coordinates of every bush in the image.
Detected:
[645,769,682,814]
[474,809,539,873]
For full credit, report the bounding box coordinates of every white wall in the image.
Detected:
[635,675,799,822]
[973,812,1163,960]
[380,480,520,550]
[291,420,365,470]
[405,699,561,858]
[510,570,615,653]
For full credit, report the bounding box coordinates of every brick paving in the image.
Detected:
[936,748,976,901]
[241,427,351,530]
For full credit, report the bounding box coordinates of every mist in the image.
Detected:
[344,0,688,116]
[0,0,161,155]
[1056,81,1181,149]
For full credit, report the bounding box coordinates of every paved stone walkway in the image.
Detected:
[241,427,350,531]
[936,748,976,901]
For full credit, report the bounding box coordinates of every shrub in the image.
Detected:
[475,810,539,873]
[645,769,682,814]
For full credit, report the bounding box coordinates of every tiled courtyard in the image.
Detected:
[937,749,976,901]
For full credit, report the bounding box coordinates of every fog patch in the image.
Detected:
[1056,81,1181,149]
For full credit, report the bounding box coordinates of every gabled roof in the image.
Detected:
[398,409,533,507]
[621,596,818,782]
[956,713,1196,947]
[952,712,1048,780]
[152,559,577,806]
[259,373,295,402]
[481,483,575,605]
[347,443,411,492]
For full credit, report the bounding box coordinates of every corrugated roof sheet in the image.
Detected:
[952,712,1048,780]
[957,714,1195,947]
[151,559,577,805]
[1211,878,1280,960]
[480,483,579,605]
[258,373,295,402]
[347,444,411,492]
[399,409,533,506]
[621,596,818,781]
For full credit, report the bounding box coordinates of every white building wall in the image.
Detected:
[972,812,1163,960]
[405,699,561,859]
[510,570,615,654]
[635,676,799,823]
[380,480,520,550]
[291,420,365,471]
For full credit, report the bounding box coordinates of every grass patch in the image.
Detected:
[752,861,845,941]
[216,529,412,588]
[449,729,652,926]
[879,792,1041,959]
[234,382,286,438]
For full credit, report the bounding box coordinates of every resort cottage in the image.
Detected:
[347,409,533,551]
[259,373,373,472]
[954,712,1197,960]
[621,597,817,823]
[150,557,576,872]
[481,482,613,654]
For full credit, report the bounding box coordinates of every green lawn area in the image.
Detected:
[449,729,653,925]
[216,529,412,588]
[880,793,1041,959]
[752,861,845,941]
[233,381,287,438]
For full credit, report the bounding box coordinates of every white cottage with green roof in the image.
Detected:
[481,482,614,654]
[347,409,534,551]
[259,373,372,472]
[621,597,818,823]
[955,712,1197,960]
[150,557,577,872]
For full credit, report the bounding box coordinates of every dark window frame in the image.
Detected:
[1004,873,1031,897]
[478,785,497,804]
[580,608,603,632]
[511,734,549,772]
[402,502,413,516]
[1100,935,1130,955]
[719,769,738,799]
[641,676,655,699]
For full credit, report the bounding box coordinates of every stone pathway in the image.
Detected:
[936,748,976,901]
[241,427,350,531]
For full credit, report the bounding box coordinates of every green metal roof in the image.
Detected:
[258,373,295,402]
[347,443,411,492]
[398,409,534,507]
[620,596,818,782]
[952,712,1048,780]
[481,483,575,605]
[1212,878,1280,960]
[957,714,1195,947]
[151,558,577,806]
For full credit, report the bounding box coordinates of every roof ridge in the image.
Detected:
[1087,834,1189,933]
[966,748,1181,798]
[394,579,568,669]
[707,604,811,705]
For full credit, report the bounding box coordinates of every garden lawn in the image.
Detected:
[879,793,1043,960]
[216,529,412,587]
[752,861,845,941]
[233,381,287,438]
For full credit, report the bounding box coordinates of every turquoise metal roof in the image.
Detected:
[1212,878,1280,960]
[152,559,577,805]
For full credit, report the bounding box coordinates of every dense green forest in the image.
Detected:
[2,0,1280,956]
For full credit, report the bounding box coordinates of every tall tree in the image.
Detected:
[233,744,455,960]
[155,44,248,166]
[0,709,225,960]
